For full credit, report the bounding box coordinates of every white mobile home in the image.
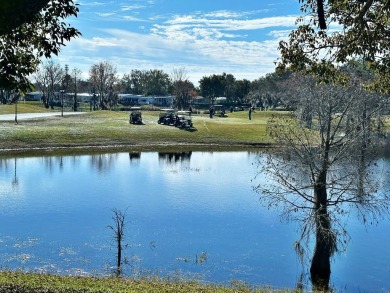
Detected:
[77,93,94,103]
[25,91,43,101]
[153,96,174,107]
[119,94,153,105]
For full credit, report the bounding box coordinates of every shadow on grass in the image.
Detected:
[179,127,198,132]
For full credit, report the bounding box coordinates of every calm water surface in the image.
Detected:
[0,151,389,292]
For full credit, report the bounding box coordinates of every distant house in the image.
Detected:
[153,96,174,107]
[192,95,209,106]
[25,91,42,101]
[118,94,154,105]
[118,94,173,106]
[215,97,227,104]
[77,93,94,103]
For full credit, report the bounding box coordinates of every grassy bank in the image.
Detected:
[0,271,292,293]
[0,103,284,154]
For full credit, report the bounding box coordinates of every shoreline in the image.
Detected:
[0,142,274,157]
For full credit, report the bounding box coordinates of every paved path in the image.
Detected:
[0,112,86,121]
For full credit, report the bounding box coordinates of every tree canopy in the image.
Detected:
[121,69,171,97]
[0,0,50,35]
[279,0,390,91]
[0,0,80,91]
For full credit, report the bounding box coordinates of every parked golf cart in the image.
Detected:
[213,105,226,117]
[129,107,143,124]
[157,108,176,125]
[174,111,193,128]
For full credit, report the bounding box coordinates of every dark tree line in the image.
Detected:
[198,73,251,106]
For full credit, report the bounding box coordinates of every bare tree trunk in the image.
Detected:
[116,232,122,276]
[310,173,331,290]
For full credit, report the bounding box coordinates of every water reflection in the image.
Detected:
[129,152,141,162]
[158,152,192,164]
[89,153,119,174]
[0,152,388,292]
[11,158,18,190]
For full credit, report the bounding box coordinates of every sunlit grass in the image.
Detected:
[0,101,51,114]
[0,107,284,152]
[0,271,293,293]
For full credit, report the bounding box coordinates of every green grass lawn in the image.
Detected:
[1,103,387,155]
[0,103,283,153]
[0,101,53,114]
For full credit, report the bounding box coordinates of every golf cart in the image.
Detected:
[174,111,193,128]
[157,108,176,125]
[129,107,143,124]
[213,105,226,117]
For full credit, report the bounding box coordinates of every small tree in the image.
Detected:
[232,79,250,105]
[142,69,171,96]
[199,74,223,105]
[107,208,127,277]
[172,67,194,110]
[35,61,64,109]
[89,61,118,110]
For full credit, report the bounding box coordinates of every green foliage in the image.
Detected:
[0,0,80,91]
[121,69,171,96]
[199,73,236,104]
[0,0,49,35]
[142,69,171,96]
[280,0,390,91]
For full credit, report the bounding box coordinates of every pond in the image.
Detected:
[0,151,389,292]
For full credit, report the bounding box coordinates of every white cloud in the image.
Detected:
[122,15,147,22]
[204,10,249,19]
[78,1,109,7]
[96,12,116,17]
[58,25,285,86]
[56,5,298,85]
[164,14,297,31]
[121,4,146,11]
[268,29,292,39]
[149,14,298,44]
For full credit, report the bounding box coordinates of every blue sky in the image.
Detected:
[55,0,302,85]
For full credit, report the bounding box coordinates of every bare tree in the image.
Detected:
[107,208,127,277]
[89,61,118,110]
[35,61,64,109]
[254,68,389,290]
[172,67,194,110]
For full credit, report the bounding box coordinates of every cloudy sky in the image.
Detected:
[55,0,302,85]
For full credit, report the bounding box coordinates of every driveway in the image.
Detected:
[0,112,86,121]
